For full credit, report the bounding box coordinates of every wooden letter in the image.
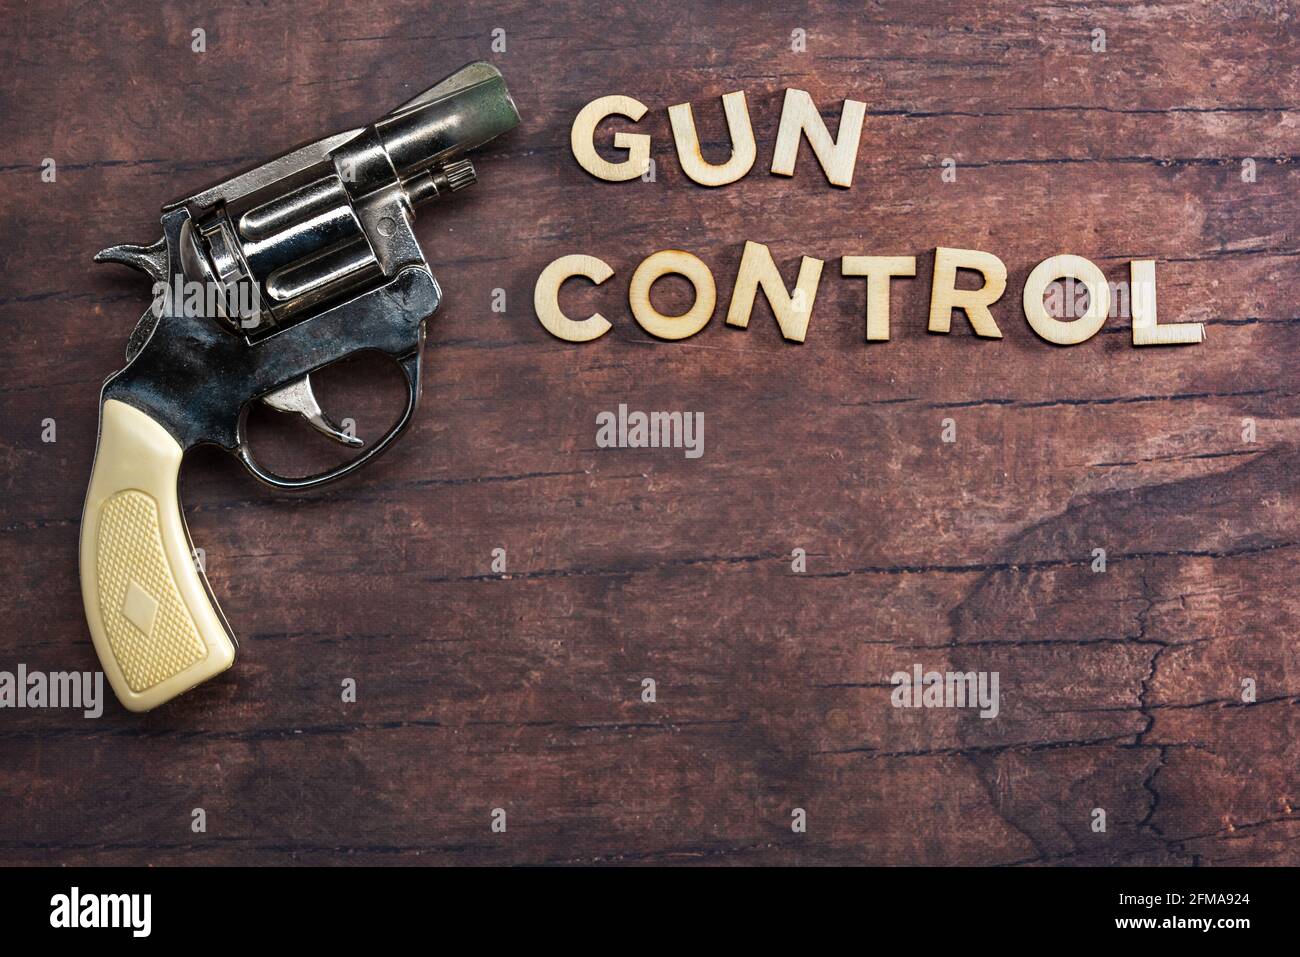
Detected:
[770,88,867,188]
[668,91,757,187]
[725,241,824,342]
[629,250,717,340]
[571,95,651,182]
[534,254,614,342]
[1022,254,1110,345]
[1130,259,1204,345]
[927,247,1006,339]
[841,255,917,341]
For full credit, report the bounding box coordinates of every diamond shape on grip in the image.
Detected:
[96,490,207,692]
[122,581,158,636]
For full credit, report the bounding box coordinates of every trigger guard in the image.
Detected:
[236,350,422,491]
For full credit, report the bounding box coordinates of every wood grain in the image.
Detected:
[0,0,1295,866]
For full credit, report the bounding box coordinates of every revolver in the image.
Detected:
[81,63,519,712]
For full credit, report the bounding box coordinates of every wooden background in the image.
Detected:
[0,0,1296,866]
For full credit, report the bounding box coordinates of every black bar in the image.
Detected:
[0,865,1282,943]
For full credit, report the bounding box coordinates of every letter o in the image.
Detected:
[628,250,716,340]
[1023,254,1110,345]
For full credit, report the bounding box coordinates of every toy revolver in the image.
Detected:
[81,63,519,712]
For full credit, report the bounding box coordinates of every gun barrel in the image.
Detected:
[375,62,520,178]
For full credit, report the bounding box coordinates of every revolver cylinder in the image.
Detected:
[185,61,518,332]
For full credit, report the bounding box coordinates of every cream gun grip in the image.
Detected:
[80,399,235,712]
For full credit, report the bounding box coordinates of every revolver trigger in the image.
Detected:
[260,375,364,448]
[94,237,169,283]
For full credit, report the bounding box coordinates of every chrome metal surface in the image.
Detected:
[94,238,168,283]
[261,374,364,447]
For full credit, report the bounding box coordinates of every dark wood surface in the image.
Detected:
[0,0,1296,865]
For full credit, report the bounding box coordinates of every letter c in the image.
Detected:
[534,254,614,342]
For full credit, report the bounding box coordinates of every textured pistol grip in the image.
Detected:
[80,399,235,712]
